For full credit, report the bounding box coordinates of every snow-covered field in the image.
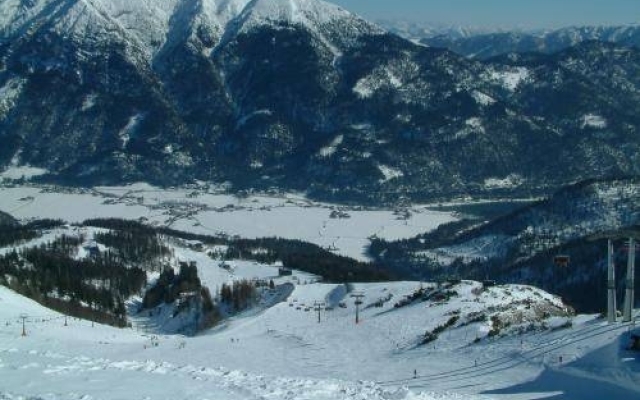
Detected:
[1,183,639,400]
[0,227,639,399]
[1,278,639,400]
[0,183,457,261]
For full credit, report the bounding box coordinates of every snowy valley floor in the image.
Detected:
[0,183,458,262]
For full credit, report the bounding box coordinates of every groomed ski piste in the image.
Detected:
[1,273,639,400]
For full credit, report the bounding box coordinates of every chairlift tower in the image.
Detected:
[313,301,325,323]
[623,238,636,323]
[590,230,639,324]
[607,239,617,324]
[351,292,365,324]
[20,314,28,336]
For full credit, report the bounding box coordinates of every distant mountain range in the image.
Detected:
[375,19,505,42]
[1,1,640,203]
[379,21,640,60]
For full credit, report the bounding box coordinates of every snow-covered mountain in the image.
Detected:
[376,19,513,42]
[0,0,378,55]
[418,24,640,60]
[371,177,640,312]
[2,1,640,203]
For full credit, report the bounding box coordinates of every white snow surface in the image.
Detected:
[0,225,638,399]
[453,117,486,140]
[318,134,344,157]
[0,0,380,62]
[378,164,404,182]
[0,77,26,117]
[118,113,145,148]
[0,166,48,180]
[425,234,514,264]
[353,68,406,99]
[81,93,98,111]
[484,174,524,189]
[471,90,496,106]
[489,67,531,91]
[231,0,355,32]
[0,184,457,261]
[1,277,639,400]
[581,114,607,129]
[353,75,379,98]
[465,117,486,133]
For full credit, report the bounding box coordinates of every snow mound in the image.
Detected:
[378,164,404,182]
[489,67,531,91]
[471,90,496,106]
[318,134,344,157]
[353,68,407,99]
[581,114,607,129]
[0,166,47,180]
[0,77,26,117]
[484,174,524,189]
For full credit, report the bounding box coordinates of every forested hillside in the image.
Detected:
[0,215,393,329]
[370,178,640,312]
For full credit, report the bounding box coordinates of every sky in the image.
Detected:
[329,0,640,30]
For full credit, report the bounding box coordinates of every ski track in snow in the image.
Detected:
[0,349,407,400]
[1,279,639,400]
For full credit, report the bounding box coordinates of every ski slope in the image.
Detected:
[0,184,638,399]
[1,278,638,400]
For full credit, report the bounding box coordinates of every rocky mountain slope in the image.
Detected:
[1,1,640,203]
[370,177,640,312]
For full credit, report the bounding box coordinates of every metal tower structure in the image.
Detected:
[351,292,365,324]
[590,230,639,324]
[607,239,617,324]
[623,238,636,322]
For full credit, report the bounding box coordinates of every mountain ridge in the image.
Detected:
[2,1,640,203]
[415,24,640,60]
[369,176,640,312]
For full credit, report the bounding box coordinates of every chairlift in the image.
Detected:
[553,254,570,267]
[621,240,640,253]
